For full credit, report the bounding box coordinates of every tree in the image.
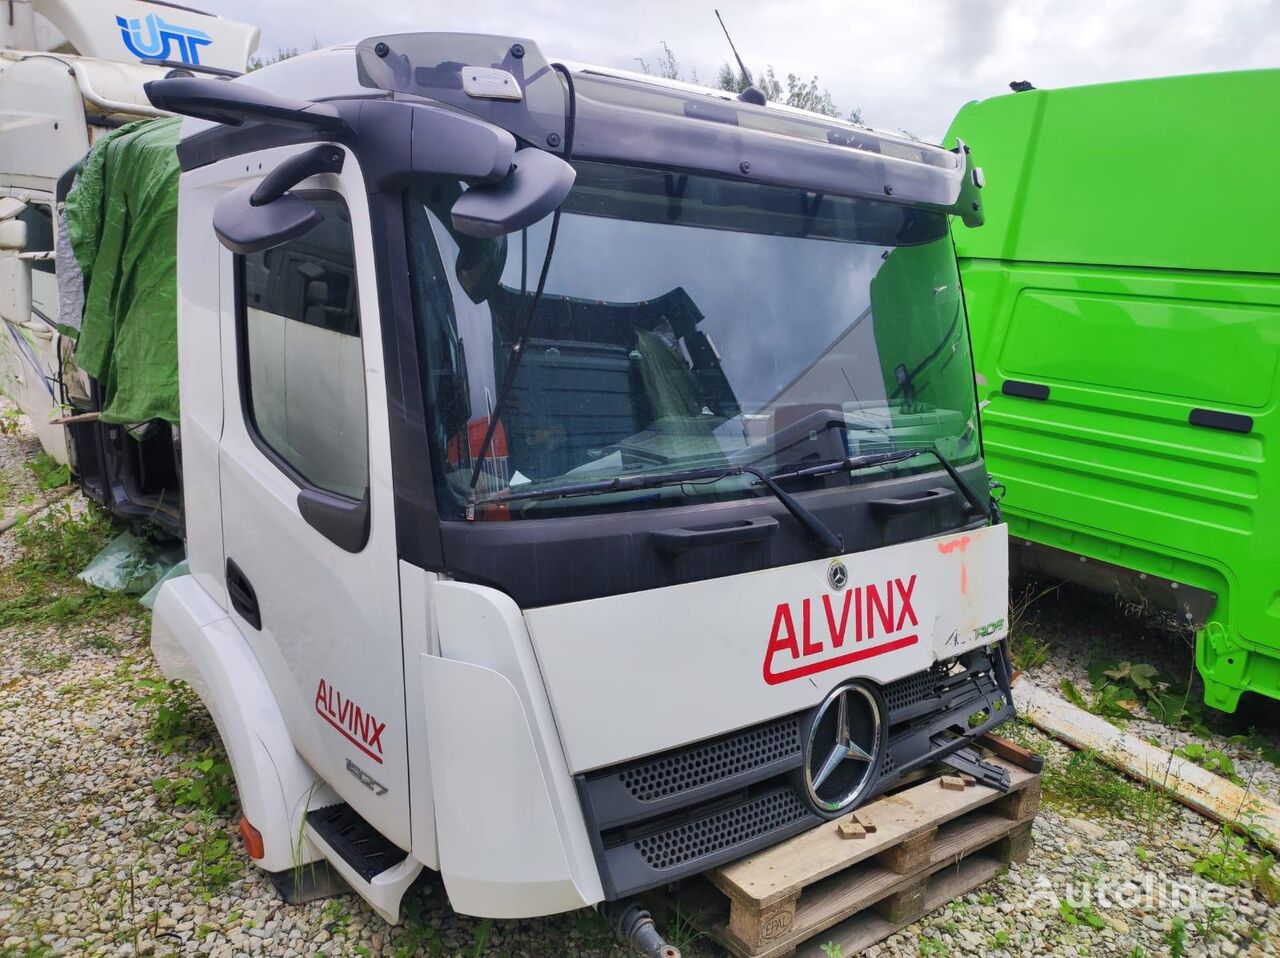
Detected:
[247,47,299,72]
[717,61,862,125]
[636,41,698,84]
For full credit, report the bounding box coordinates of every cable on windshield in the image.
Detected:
[465,62,578,518]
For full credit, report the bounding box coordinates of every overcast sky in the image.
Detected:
[210,0,1279,141]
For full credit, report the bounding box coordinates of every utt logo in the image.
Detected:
[763,575,919,684]
[116,13,212,65]
[315,679,386,764]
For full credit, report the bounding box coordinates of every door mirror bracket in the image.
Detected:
[213,144,346,255]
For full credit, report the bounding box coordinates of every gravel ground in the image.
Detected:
[0,405,1277,956]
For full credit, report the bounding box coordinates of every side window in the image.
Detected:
[238,192,368,499]
[17,203,54,275]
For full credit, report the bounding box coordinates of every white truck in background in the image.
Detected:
[9,18,1015,956]
[0,0,258,461]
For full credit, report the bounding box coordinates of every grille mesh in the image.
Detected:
[633,787,809,870]
[883,666,942,712]
[619,718,801,803]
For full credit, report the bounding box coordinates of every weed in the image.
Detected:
[1193,824,1277,897]
[1195,904,1231,943]
[19,644,71,673]
[992,929,1009,947]
[1010,630,1050,672]
[0,406,23,438]
[322,899,352,936]
[917,934,948,956]
[136,679,213,755]
[820,943,844,958]
[393,896,444,957]
[1042,750,1139,816]
[174,811,239,894]
[154,755,235,815]
[25,451,70,490]
[1060,676,1135,722]
[1165,916,1187,958]
[0,502,137,632]
[1058,898,1105,929]
[469,918,493,956]
[86,631,120,652]
[664,904,706,954]
[1174,742,1244,785]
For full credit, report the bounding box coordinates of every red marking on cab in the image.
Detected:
[763,575,919,685]
[315,679,386,764]
[938,535,972,594]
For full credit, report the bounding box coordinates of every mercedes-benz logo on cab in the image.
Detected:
[803,682,883,815]
[827,559,849,591]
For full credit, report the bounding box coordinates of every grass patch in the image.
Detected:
[25,450,71,491]
[1040,748,1173,829]
[0,502,139,631]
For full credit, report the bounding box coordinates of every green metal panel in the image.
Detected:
[948,70,1280,712]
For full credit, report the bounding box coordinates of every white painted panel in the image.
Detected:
[525,524,1009,773]
[422,654,591,917]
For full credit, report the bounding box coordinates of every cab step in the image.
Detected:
[303,803,422,924]
[307,803,408,881]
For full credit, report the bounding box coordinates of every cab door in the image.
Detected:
[214,145,409,848]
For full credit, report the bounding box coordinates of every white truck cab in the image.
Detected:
[57,31,1011,948]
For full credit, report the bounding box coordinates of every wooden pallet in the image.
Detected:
[654,735,1041,958]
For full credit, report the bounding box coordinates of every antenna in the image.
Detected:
[715,9,752,87]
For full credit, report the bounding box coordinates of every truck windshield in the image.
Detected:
[405,161,980,520]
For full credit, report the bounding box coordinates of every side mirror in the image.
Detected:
[450,147,575,238]
[214,185,322,255]
[0,219,27,251]
[213,145,345,255]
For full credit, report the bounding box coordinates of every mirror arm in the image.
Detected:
[251,144,346,207]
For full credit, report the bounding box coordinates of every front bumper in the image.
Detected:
[576,643,1014,899]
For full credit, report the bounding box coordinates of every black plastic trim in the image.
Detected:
[1189,407,1253,435]
[1001,379,1050,401]
[225,558,261,630]
[650,516,780,553]
[298,487,371,554]
[869,486,956,519]
[306,803,408,882]
[439,464,990,609]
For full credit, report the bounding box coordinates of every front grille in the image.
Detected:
[883,665,944,712]
[578,643,1014,900]
[633,786,809,871]
[620,717,801,803]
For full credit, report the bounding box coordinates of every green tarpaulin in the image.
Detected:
[65,117,181,425]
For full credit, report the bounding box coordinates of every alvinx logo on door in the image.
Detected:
[315,679,386,764]
[763,574,919,685]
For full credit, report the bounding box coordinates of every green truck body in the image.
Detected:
[947,69,1280,711]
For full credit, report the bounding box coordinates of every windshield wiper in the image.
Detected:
[472,460,850,555]
[773,445,993,521]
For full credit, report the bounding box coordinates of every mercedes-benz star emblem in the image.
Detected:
[803,682,882,815]
[827,559,849,591]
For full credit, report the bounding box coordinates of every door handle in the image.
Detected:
[226,558,261,630]
[869,486,955,519]
[651,516,780,553]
